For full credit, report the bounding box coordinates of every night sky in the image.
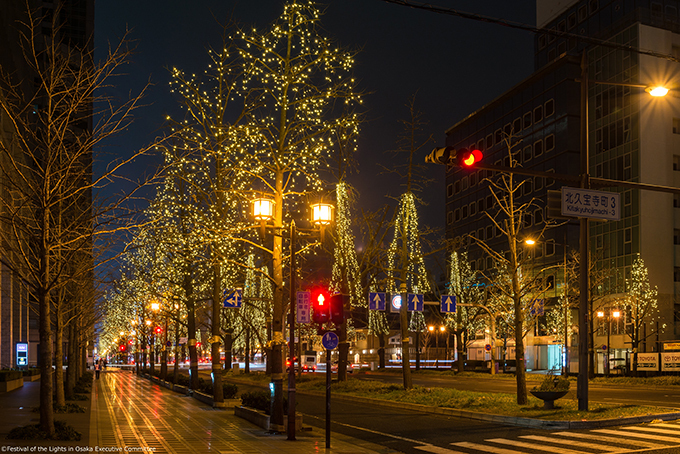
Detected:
[94,0,536,235]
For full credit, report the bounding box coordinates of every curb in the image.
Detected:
[225,376,680,430]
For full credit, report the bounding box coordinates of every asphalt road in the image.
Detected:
[355,371,680,409]
[162,366,680,453]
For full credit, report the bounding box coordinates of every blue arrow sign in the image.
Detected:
[222,289,242,308]
[321,331,339,350]
[441,295,457,313]
[407,293,424,312]
[368,292,386,311]
[530,298,544,316]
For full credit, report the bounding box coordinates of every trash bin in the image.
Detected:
[232,362,240,374]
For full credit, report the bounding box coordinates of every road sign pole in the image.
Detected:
[326,347,331,449]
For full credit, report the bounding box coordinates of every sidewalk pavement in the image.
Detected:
[0,370,390,453]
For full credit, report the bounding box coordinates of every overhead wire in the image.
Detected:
[378,0,680,63]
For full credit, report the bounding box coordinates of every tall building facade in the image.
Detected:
[444,0,680,373]
[0,0,94,368]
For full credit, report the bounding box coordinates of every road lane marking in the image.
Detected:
[623,425,680,436]
[519,434,624,452]
[414,445,469,454]
[303,412,467,453]
[452,441,529,453]
[552,431,664,448]
[486,438,592,454]
[593,429,680,444]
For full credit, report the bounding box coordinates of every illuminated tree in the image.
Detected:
[330,182,362,381]
[385,96,433,388]
[447,251,486,372]
[472,136,549,405]
[236,0,362,426]
[624,254,663,374]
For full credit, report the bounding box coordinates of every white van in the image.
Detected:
[302,353,317,372]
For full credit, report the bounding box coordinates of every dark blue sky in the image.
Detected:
[94,0,536,231]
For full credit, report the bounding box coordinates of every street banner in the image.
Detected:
[636,352,659,371]
[297,291,311,323]
[662,352,680,372]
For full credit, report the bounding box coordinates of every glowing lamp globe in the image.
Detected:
[646,86,669,97]
[311,202,334,226]
[252,197,275,222]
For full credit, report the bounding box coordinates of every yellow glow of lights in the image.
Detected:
[440,326,446,332]
[252,197,275,222]
[646,86,669,97]
[525,239,536,245]
[597,311,605,318]
[151,302,160,311]
[612,310,621,318]
[311,202,334,226]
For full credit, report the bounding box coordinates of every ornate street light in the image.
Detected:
[250,195,334,440]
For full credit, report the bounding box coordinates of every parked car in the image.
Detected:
[331,361,353,373]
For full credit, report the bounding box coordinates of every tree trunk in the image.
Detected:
[399,286,412,389]
[378,333,386,369]
[244,328,250,374]
[54,308,66,407]
[65,318,76,399]
[211,264,224,404]
[38,286,54,435]
[338,320,348,382]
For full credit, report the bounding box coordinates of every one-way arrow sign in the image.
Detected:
[441,295,457,313]
[222,289,242,308]
[407,293,424,312]
[368,292,386,311]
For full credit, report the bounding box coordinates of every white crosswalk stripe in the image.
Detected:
[442,423,680,454]
[624,425,680,436]
[452,441,529,454]
[486,437,593,454]
[593,428,680,444]
[414,445,468,454]
[552,431,666,448]
[519,434,623,452]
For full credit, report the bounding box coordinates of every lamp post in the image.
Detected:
[427,325,446,369]
[250,196,333,439]
[597,308,621,377]
[578,50,669,409]
[525,237,570,375]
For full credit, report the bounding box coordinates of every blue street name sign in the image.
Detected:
[441,295,457,313]
[407,293,424,312]
[321,331,339,350]
[223,289,242,308]
[368,292,386,311]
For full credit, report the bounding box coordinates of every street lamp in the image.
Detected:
[525,237,570,375]
[250,196,334,439]
[578,51,668,409]
[427,325,447,369]
[597,308,621,377]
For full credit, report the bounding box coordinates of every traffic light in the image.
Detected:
[119,344,126,352]
[455,148,483,167]
[329,293,348,325]
[425,146,483,168]
[155,326,162,334]
[311,287,330,324]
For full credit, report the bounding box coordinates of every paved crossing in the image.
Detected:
[411,420,680,454]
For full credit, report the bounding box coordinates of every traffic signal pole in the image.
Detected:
[288,220,297,440]
[578,51,590,411]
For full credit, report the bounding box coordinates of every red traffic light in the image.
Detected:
[119,345,126,352]
[155,326,162,334]
[311,287,331,324]
[457,148,483,167]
